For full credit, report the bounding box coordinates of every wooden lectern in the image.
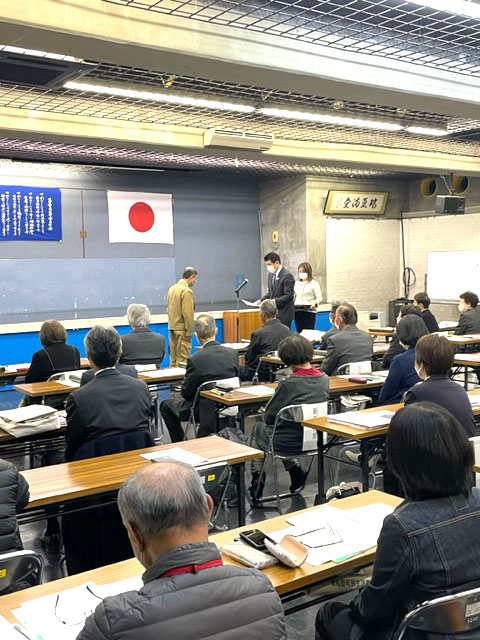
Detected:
[223,310,262,342]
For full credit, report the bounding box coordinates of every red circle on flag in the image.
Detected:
[128,202,155,232]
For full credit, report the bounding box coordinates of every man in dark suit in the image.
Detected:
[318,301,342,350]
[321,303,373,376]
[455,290,480,336]
[120,303,166,366]
[240,299,290,381]
[255,252,295,328]
[65,326,152,462]
[160,314,239,441]
[80,362,137,386]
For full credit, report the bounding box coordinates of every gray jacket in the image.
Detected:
[0,459,29,553]
[77,542,287,640]
[320,324,373,375]
[120,327,166,366]
[455,306,480,335]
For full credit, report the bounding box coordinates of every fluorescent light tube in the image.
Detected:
[405,126,448,136]
[260,107,403,131]
[64,81,255,114]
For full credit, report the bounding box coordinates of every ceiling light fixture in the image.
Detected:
[0,45,79,62]
[405,126,448,136]
[409,0,480,20]
[64,81,255,114]
[260,107,403,131]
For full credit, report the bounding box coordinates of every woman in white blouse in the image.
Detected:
[294,261,322,333]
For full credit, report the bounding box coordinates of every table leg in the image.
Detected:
[314,432,326,505]
[360,439,370,492]
[237,462,246,526]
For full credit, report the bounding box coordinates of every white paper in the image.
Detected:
[455,353,480,361]
[300,329,325,342]
[134,364,157,372]
[439,320,458,328]
[328,410,394,429]
[90,576,143,598]
[222,343,250,350]
[236,385,276,396]
[140,446,208,465]
[5,363,30,373]
[141,367,186,379]
[56,379,80,389]
[469,395,480,405]
[0,615,22,640]
[241,299,260,307]
[0,405,57,423]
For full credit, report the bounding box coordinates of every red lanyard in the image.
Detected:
[162,558,223,578]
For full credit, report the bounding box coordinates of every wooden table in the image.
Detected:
[0,490,401,623]
[0,358,90,381]
[447,335,480,345]
[15,367,186,399]
[20,436,262,527]
[452,354,480,388]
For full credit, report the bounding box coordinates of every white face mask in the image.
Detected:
[266,264,275,274]
[334,322,340,330]
[459,302,466,313]
[415,364,424,379]
[299,272,308,280]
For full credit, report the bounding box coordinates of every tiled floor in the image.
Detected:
[9,396,384,640]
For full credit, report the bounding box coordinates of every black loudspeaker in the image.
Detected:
[435,195,466,214]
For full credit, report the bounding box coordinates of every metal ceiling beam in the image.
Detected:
[1,1,480,120]
[0,105,479,175]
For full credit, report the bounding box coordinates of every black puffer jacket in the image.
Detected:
[0,459,29,553]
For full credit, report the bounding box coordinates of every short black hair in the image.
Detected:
[460,291,479,308]
[182,267,198,279]
[414,292,431,308]
[278,334,314,366]
[264,252,281,264]
[387,402,473,500]
[415,333,455,376]
[337,303,357,325]
[85,325,122,368]
[396,314,429,346]
[399,304,422,319]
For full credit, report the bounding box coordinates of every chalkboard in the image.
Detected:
[0,257,175,322]
[428,251,480,301]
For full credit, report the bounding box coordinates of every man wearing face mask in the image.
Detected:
[77,462,287,640]
[254,252,295,328]
[320,303,373,376]
[455,291,480,337]
[167,267,198,367]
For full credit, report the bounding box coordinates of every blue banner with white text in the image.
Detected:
[0,186,62,241]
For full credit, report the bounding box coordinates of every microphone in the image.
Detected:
[235,278,249,294]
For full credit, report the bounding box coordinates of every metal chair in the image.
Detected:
[0,550,43,595]
[393,585,480,640]
[185,379,239,439]
[252,402,327,514]
[197,461,233,530]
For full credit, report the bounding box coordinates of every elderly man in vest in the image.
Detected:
[77,461,287,640]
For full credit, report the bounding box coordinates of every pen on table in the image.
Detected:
[12,623,42,640]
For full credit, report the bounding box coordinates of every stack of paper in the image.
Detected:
[300,329,325,342]
[0,405,60,437]
[141,367,186,379]
[134,364,157,372]
[140,447,208,465]
[328,410,394,429]
[222,342,250,350]
[236,385,276,397]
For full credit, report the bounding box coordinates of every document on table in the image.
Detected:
[56,379,80,388]
[0,614,24,639]
[241,299,260,307]
[4,363,30,373]
[469,395,480,405]
[267,503,395,566]
[236,385,276,396]
[300,329,325,342]
[328,410,394,429]
[222,342,250,350]
[141,367,186,379]
[140,447,208,465]
[456,353,480,361]
[0,405,57,423]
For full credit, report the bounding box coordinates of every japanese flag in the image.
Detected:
[107,191,173,244]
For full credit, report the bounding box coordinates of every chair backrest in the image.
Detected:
[336,360,372,375]
[253,350,276,384]
[74,429,155,460]
[393,585,480,640]
[272,402,327,451]
[0,550,43,595]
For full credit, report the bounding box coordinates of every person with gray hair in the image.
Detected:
[240,299,290,381]
[65,325,152,462]
[160,314,239,441]
[77,462,287,640]
[119,303,166,367]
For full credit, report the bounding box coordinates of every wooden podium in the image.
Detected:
[223,309,262,342]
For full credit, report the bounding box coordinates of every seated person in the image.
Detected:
[240,299,290,382]
[455,290,480,335]
[77,462,287,640]
[65,325,152,462]
[81,360,137,386]
[0,458,29,554]
[404,333,475,437]
[249,334,329,502]
[316,402,480,640]
[320,303,373,376]
[381,303,423,369]
[119,303,166,366]
[160,315,239,442]
[378,315,428,405]
[25,319,80,383]
[318,300,342,350]
[413,292,439,333]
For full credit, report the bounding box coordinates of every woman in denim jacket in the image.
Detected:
[316,402,480,640]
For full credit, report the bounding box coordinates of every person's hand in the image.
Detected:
[254,299,261,305]
[310,304,317,310]
[185,335,192,342]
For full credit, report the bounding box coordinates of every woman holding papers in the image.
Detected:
[316,402,480,640]
[249,334,328,503]
[293,262,322,333]
[377,315,427,405]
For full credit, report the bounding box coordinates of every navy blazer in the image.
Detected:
[261,267,295,327]
[378,346,421,405]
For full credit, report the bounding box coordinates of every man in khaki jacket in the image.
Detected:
[167,267,197,366]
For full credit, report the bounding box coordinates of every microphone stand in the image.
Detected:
[236,289,240,343]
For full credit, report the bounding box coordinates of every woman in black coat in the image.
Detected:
[26,319,80,383]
